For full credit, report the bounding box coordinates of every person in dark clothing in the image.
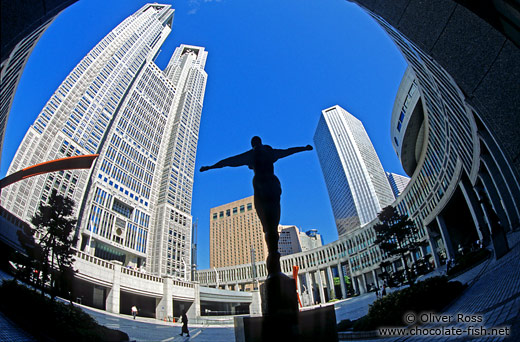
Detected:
[179,311,189,337]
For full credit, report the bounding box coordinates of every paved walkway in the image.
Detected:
[79,304,235,341]
[344,230,520,341]
[0,310,38,342]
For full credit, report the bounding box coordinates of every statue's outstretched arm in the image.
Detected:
[200,151,251,172]
[273,145,313,161]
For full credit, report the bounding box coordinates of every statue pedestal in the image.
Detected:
[260,272,299,341]
[234,305,338,342]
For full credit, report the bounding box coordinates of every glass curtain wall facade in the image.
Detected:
[1,4,208,279]
[314,105,395,236]
[386,172,410,198]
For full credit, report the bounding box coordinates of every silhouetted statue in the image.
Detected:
[200,136,313,275]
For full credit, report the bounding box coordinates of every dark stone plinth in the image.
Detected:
[260,272,299,341]
[234,305,338,342]
[260,272,298,316]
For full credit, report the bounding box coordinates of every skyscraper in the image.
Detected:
[386,172,410,198]
[209,196,268,268]
[1,4,208,279]
[314,105,395,236]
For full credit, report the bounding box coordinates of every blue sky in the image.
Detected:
[1,0,407,269]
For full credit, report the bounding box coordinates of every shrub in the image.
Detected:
[350,276,465,331]
[0,280,129,341]
[337,319,356,331]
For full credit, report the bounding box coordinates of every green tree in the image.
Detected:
[30,189,78,298]
[374,206,419,284]
[15,223,43,286]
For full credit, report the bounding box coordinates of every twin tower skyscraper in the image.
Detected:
[1,4,207,279]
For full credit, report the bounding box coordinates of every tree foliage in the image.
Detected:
[374,206,420,284]
[28,189,78,298]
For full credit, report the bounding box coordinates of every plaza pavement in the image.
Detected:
[1,230,518,341]
[346,230,520,342]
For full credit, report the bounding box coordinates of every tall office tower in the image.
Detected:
[1,4,208,279]
[386,172,410,198]
[210,196,268,268]
[314,105,395,236]
[277,225,323,256]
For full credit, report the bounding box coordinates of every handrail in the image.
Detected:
[74,248,194,288]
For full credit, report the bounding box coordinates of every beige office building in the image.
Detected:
[210,196,268,268]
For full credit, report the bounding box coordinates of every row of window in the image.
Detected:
[212,203,253,220]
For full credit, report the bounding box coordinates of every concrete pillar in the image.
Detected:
[337,263,346,299]
[106,261,122,314]
[316,269,326,304]
[187,283,200,321]
[427,234,441,268]
[460,177,489,244]
[294,270,303,307]
[235,282,239,291]
[352,276,359,294]
[304,272,313,305]
[411,251,417,263]
[479,129,520,229]
[436,215,455,260]
[326,266,335,300]
[419,245,428,259]
[361,273,368,294]
[481,154,519,229]
[355,276,362,294]
[479,172,511,232]
[372,269,379,288]
[156,276,173,320]
[249,290,262,317]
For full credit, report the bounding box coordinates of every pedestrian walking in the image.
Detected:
[381,285,386,297]
[179,310,189,337]
[131,305,138,320]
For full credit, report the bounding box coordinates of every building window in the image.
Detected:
[112,198,133,218]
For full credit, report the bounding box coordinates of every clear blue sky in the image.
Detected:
[1,0,407,270]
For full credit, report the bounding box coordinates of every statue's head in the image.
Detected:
[251,136,262,148]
